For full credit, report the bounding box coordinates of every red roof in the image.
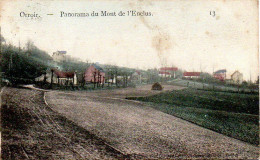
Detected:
[53,69,74,78]
[160,67,178,71]
[159,71,171,75]
[183,72,201,77]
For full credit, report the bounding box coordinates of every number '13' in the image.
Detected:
[210,11,215,17]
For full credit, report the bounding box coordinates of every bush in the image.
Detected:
[152,82,163,90]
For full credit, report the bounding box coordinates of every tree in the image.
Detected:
[25,40,34,56]
[0,34,5,43]
[1,41,48,84]
[93,70,97,88]
[50,69,54,88]
[109,66,118,87]
[146,69,160,84]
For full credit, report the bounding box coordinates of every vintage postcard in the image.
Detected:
[0,0,259,159]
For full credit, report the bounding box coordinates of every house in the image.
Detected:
[53,70,77,85]
[183,72,201,79]
[52,51,81,63]
[35,69,77,85]
[159,67,178,78]
[213,69,227,81]
[231,71,243,84]
[52,51,67,62]
[84,64,105,84]
[159,71,171,78]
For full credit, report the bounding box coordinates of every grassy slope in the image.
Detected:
[127,89,259,145]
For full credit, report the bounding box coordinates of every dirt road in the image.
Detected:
[60,84,186,99]
[1,87,128,159]
[45,86,259,159]
[1,85,259,159]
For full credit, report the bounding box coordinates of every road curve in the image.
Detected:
[45,90,259,159]
[1,87,127,159]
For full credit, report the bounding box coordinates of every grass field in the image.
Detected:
[127,89,259,145]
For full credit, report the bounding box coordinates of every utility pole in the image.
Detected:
[249,70,252,92]
[19,39,21,52]
[200,62,205,89]
[0,26,2,87]
[249,70,252,84]
[212,64,215,91]
[7,43,13,83]
[50,69,54,89]
[0,26,2,53]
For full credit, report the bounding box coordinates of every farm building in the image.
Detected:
[52,51,81,63]
[52,51,67,62]
[84,64,105,84]
[213,69,227,81]
[183,72,201,79]
[159,67,178,78]
[159,71,171,78]
[35,69,77,85]
[231,71,243,84]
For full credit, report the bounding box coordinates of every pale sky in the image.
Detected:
[1,0,259,81]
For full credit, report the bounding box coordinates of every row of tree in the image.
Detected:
[1,41,49,84]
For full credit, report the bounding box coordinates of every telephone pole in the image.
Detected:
[0,26,2,87]
[19,39,21,52]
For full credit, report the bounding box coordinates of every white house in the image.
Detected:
[231,71,243,84]
[52,51,67,62]
[35,69,77,85]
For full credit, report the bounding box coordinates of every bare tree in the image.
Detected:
[25,40,34,57]
[50,69,54,89]
[97,70,101,88]
[93,70,97,89]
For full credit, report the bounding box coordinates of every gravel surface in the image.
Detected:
[45,86,259,159]
[62,84,186,99]
[1,87,128,159]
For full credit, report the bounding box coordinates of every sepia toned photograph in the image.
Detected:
[0,0,259,159]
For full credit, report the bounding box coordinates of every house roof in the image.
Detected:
[214,69,227,74]
[160,67,178,71]
[231,71,242,77]
[57,51,67,54]
[92,64,104,71]
[53,69,74,78]
[183,72,201,76]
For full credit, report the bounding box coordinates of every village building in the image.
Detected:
[159,67,178,78]
[52,51,67,62]
[213,69,227,81]
[183,72,201,79]
[52,51,81,63]
[230,71,243,84]
[158,71,171,78]
[84,64,105,84]
[35,69,77,85]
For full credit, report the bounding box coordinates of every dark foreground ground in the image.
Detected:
[1,87,136,159]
